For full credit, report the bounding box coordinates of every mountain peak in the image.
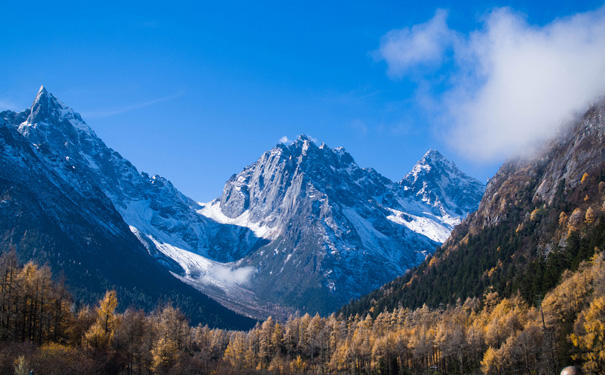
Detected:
[408,149,460,179]
[423,149,444,159]
[285,134,320,157]
[30,86,65,122]
[402,149,486,217]
[419,149,450,166]
[212,141,482,316]
[17,87,95,143]
[293,134,314,144]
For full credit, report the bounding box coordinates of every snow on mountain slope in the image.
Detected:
[0,100,255,329]
[128,226,254,287]
[385,207,452,243]
[197,199,278,240]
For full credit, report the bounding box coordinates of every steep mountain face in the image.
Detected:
[459,104,605,232]
[199,136,485,316]
[341,101,605,317]
[9,88,262,264]
[0,97,255,329]
[1,87,485,319]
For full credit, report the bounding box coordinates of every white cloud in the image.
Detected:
[377,9,453,78]
[210,265,255,286]
[378,7,605,162]
[279,136,290,144]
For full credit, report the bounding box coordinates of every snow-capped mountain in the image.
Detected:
[198,136,485,316]
[1,87,485,319]
[340,99,605,318]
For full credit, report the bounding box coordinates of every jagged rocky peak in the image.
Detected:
[16,86,94,147]
[29,86,82,125]
[289,135,360,174]
[402,149,486,217]
[293,133,313,145]
[407,149,456,182]
[273,135,355,166]
[218,134,360,219]
[28,86,58,123]
[422,148,451,165]
[209,139,486,316]
[277,134,321,162]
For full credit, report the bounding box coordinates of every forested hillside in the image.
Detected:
[216,251,605,374]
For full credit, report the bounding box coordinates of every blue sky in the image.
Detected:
[1,1,604,201]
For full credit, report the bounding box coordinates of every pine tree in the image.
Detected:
[570,296,605,373]
[84,290,117,350]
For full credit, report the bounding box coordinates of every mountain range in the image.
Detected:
[0,87,485,320]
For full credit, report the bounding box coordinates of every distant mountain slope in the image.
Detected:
[340,101,605,317]
[0,89,255,329]
[8,87,263,263]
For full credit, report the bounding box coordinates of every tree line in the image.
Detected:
[0,246,604,374]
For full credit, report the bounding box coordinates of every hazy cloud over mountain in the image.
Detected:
[378,7,605,161]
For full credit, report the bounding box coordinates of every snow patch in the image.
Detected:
[385,207,454,243]
[197,199,277,240]
[119,199,195,253]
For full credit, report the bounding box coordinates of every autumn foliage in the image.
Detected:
[0,246,604,374]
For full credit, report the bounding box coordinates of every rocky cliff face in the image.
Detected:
[400,149,486,218]
[9,87,262,264]
[448,103,605,240]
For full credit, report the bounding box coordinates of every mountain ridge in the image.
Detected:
[1,87,485,320]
